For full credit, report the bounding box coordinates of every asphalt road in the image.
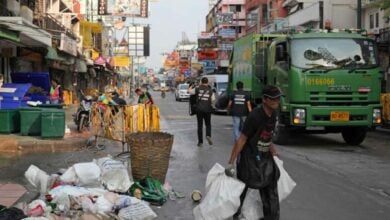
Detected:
[1,91,389,220]
[152,91,390,220]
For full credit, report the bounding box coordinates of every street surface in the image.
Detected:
[0,91,390,220]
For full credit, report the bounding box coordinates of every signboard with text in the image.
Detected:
[216,13,234,25]
[201,60,216,72]
[198,50,218,60]
[219,29,236,37]
[59,33,77,56]
[198,38,218,49]
[98,0,148,17]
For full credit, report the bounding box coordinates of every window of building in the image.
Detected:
[370,14,374,29]
[247,8,259,27]
[262,4,268,23]
[375,12,379,28]
[229,5,241,13]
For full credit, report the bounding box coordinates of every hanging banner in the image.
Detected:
[98,0,148,17]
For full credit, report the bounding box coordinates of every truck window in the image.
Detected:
[275,42,288,70]
[255,41,269,80]
[291,38,378,70]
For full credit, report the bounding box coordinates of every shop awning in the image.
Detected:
[45,47,66,61]
[0,17,51,47]
[75,59,87,73]
[0,29,20,42]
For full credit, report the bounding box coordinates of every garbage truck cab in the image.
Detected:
[229,30,383,145]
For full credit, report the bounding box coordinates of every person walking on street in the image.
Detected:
[135,88,154,106]
[228,85,282,220]
[50,79,63,104]
[189,77,214,147]
[227,81,252,142]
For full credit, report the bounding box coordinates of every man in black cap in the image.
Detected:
[228,85,282,220]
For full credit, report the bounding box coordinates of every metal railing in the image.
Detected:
[38,14,78,40]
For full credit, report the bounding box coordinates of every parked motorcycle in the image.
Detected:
[73,91,94,132]
[161,90,166,98]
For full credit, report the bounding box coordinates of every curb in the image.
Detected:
[0,134,89,156]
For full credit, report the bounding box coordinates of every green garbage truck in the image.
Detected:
[228,31,383,145]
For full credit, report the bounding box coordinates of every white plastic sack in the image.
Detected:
[96,157,133,193]
[59,167,78,183]
[74,162,101,186]
[193,163,245,220]
[24,165,51,194]
[241,189,263,220]
[118,199,157,220]
[49,185,93,198]
[274,156,296,202]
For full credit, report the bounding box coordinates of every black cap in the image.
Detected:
[262,85,282,99]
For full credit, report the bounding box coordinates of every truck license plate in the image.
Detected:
[331,111,349,121]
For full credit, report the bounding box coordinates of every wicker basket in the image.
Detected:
[127,132,174,183]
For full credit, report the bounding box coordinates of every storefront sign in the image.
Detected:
[198,50,218,60]
[19,48,42,62]
[220,29,236,37]
[59,33,77,56]
[220,44,233,51]
[216,13,234,25]
[98,0,148,17]
[201,60,217,71]
[113,56,130,67]
[198,38,218,49]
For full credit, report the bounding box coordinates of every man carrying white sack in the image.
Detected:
[228,85,282,220]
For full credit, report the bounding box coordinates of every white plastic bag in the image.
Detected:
[49,185,93,198]
[24,165,51,194]
[274,156,296,202]
[241,189,263,220]
[193,163,245,220]
[95,157,133,193]
[73,162,101,186]
[118,198,157,220]
[59,166,78,183]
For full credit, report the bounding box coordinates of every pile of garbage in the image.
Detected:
[18,155,171,220]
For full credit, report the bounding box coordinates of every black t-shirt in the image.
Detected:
[241,106,276,149]
[230,90,250,116]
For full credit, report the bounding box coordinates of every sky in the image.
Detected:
[143,0,209,69]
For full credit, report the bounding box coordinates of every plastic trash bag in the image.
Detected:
[24,165,51,194]
[95,157,133,193]
[118,198,157,220]
[274,156,296,202]
[193,163,245,220]
[0,205,27,220]
[73,162,101,186]
[60,162,101,186]
[49,185,94,198]
[240,189,263,220]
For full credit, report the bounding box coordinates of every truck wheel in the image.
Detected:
[341,127,367,145]
[272,115,290,145]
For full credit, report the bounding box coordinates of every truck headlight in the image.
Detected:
[373,109,382,124]
[293,109,306,124]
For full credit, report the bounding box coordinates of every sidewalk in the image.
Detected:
[0,104,89,156]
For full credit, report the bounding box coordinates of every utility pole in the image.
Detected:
[357,0,362,29]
